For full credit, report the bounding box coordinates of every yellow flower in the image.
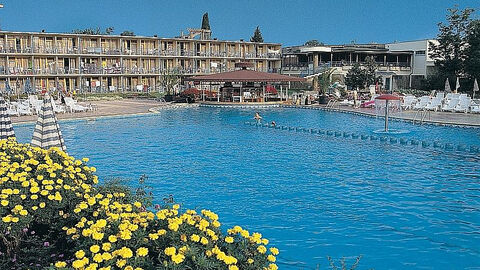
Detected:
[267,254,276,262]
[108,235,117,243]
[257,245,267,254]
[247,258,254,264]
[190,234,200,242]
[171,253,185,264]
[102,243,111,251]
[136,247,148,257]
[229,266,238,270]
[55,261,67,267]
[116,259,126,268]
[225,236,234,243]
[164,247,176,256]
[90,245,100,253]
[75,250,85,259]
[1,200,8,206]
[270,247,279,255]
[268,263,279,270]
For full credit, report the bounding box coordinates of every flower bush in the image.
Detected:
[0,139,279,270]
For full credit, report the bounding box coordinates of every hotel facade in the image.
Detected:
[281,39,436,91]
[0,30,281,93]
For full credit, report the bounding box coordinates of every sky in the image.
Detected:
[0,0,478,46]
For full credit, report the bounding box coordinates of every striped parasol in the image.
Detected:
[31,93,66,151]
[0,97,15,140]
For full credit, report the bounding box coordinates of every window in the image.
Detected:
[415,50,426,55]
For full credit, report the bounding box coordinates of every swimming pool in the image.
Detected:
[14,107,480,270]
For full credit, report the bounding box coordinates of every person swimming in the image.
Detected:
[271,121,276,127]
[254,112,262,123]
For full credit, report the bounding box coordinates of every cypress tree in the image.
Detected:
[201,13,210,30]
[250,26,264,43]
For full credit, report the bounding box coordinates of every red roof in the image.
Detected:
[185,69,305,83]
[375,94,401,100]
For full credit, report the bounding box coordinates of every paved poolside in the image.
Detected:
[317,105,480,127]
[11,99,161,124]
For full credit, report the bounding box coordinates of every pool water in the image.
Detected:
[14,107,480,270]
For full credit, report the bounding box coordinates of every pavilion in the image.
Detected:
[185,64,305,103]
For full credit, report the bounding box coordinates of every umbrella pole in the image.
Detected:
[385,99,389,132]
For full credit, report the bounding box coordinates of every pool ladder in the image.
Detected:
[326,100,338,108]
[413,109,431,124]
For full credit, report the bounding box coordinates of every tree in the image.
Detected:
[465,19,480,83]
[120,30,135,36]
[345,63,366,90]
[304,40,324,47]
[160,69,182,96]
[364,56,379,86]
[201,12,210,30]
[317,68,334,95]
[72,27,101,35]
[105,27,114,35]
[72,27,114,35]
[429,7,475,89]
[250,26,264,43]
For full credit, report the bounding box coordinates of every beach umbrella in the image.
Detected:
[455,77,460,93]
[444,78,451,93]
[473,78,478,99]
[0,97,15,140]
[24,78,34,95]
[31,93,66,151]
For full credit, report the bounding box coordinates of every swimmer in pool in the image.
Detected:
[254,112,262,123]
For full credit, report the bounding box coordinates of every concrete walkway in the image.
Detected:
[314,105,480,127]
[11,99,160,124]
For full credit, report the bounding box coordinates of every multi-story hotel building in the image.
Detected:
[281,39,436,91]
[0,29,281,93]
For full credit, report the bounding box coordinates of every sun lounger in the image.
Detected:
[51,97,66,113]
[64,97,89,112]
[413,96,430,110]
[425,96,443,111]
[6,104,19,116]
[442,98,460,112]
[453,97,471,113]
[471,101,480,113]
[401,95,416,110]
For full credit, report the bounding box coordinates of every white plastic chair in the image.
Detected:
[64,97,88,112]
[425,96,443,111]
[453,97,471,113]
[413,96,430,110]
[50,97,66,114]
[442,98,460,112]
[401,95,416,110]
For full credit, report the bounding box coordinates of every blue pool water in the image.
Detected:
[14,108,480,270]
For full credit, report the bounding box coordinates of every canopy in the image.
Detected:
[0,97,15,140]
[185,69,305,83]
[31,94,66,151]
[375,94,401,100]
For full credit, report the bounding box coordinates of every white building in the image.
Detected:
[281,39,437,91]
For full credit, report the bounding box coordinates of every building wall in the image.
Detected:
[386,39,436,77]
[0,31,282,93]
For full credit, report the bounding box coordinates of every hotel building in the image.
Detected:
[281,39,436,91]
[0,29,281,93]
